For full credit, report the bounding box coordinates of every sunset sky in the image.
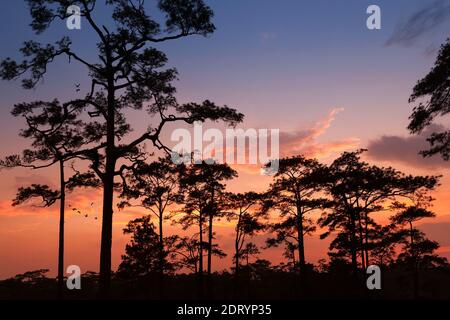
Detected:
[1,0,450,279]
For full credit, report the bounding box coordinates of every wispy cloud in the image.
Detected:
[386,0,450,47]
[279,108,359,158]
[229,108,360,175]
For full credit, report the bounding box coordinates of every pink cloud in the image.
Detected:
[279,108,360,158]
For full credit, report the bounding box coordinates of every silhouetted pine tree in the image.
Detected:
[391,198,449,298]
[119,155,182,295]
[0,100,100,298]
[263,156,328,272]
[319,150,439,274]
[224,192,265,277]
[408,39,450,159]
[0,0,244,295]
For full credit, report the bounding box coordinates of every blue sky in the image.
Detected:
[0,0,449,156]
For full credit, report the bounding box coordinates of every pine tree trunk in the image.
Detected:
[198,211,204,298]
[57,160,65,299]
[358,214,366,271]
[199,211,204,275]
[99,80,116,296]
[208,212,213,276]
[349,213,358,274]
[158,211,164,298]
[364,212,370,267]
[234,218,241,277]
[207,190,215,277]
[295,197,305,271]
[99,159,115,295]
[410,222,418,299]
[297,209,305,269]
[159,213,164,268]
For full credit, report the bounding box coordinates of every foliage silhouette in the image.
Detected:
[0,99,101,298]
[0,0,244,295]
[390,198,449,298]
[118,215,176,278]
[119,155,182,295]
[318,150,439,274]
[224,192,265,277]
[408,39,450,159]
[263,156,328,272]
[177,161,235,297]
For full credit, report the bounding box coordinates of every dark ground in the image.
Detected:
[1,268,449,300]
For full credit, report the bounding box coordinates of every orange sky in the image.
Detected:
[1,110,450,280]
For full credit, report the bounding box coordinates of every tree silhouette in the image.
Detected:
[408,39,450,159]
[118,215,177,278]
[319,150,439,273]
[240,242,261,268]
[368,224,398,268]
[224,192,265,277]
[0,100,100,297]
[0,0,244,294]
[171,235,201,274]
[172,235,226,274]
[179,162,236,277]
[119,156,182,281]
[390,195,448,298]
[263,156,327,271]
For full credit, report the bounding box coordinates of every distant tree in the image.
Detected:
[396,232,448,269]
[390,197,448,298]
[119,156,182,278]
[224,192,265,277]
[8,269,51,286]
[391,203,436,263]
[0,100,100,297]
[177,185,208,279]
[171,234,226,274]
[319,150,439,273]
[0,0,244,294]
[369,225,398,268]
[171,235,201,274]
[118,215,177,278]
[245,259,272,281]
[282,241,299,270]
[240,242,260,268]
[263,156,327,271]
[179,162,237,277]
[408,39,450,159]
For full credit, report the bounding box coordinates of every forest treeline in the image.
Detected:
[0,0,449,300]
[109,150,449,300]
[1,150,450,299]
[115,150,448,297]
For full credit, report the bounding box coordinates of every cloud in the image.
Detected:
[169,108,359,175]
[279,108,343,149]
[221,109,359,176]
[279,108,360,158]
[367,124,450,169]
[386,0,450,47]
